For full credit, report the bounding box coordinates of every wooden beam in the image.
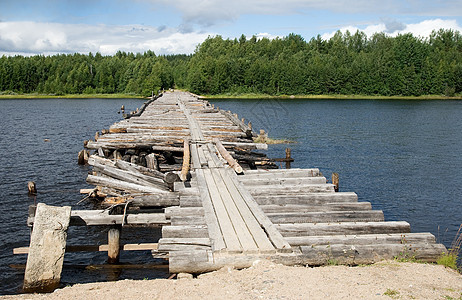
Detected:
[213,138,243,174]
[180,138,190,181]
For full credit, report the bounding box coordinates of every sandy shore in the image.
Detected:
[3,260,462,299]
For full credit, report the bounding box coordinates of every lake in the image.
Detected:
[0,97,461,294]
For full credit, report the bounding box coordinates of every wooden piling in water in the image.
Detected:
[107,226,121,264]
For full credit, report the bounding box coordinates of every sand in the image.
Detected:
[3,260,462,299]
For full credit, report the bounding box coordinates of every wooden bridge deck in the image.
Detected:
[21,91,447,288]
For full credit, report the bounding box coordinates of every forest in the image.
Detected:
[0,29,461,97]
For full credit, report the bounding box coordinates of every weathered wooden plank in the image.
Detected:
[86,175,168,194]
[285,232,437,246]
[253,192,358,205]
[225,168,291,251]
[165,207,204,219]
[210,168,258,250]
[276,221,411,237]
[203,168,242,252]
[299,243,447,265]
[260,202,372,213]
[213,138,243,173]
[180,138,190,181]
[247,184,336,194]
[241,176,327,186]
[217,168,274,251]
[195,169,225,251]
[267,210,385,223]
[162,225,209,238]
[23,203,71,293]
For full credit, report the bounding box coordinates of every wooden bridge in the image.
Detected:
[19,91,446,291]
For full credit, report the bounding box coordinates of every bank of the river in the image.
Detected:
[2,260,462,299]
[0,93,145,99]
[201,93,462,100]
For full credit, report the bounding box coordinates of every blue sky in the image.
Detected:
[0,0,461,56]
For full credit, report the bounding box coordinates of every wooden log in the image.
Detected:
[162,225,209,238]
[213,138,243,173]
[241,176,327,186]
[285,232,437,247]
[332,172,339,192]
[23,203,71,293]
[108,226,121,263]
[164,207,204,219]
[276,221,411,237]
[28,210,170,226]
[86,175,168,194]
[27,181,37,196]
[220,141,268,150]
[157,238,212,252]
[247,184,336,194]
[253,192,358,205]
[115,159,165,181]
[180,139,190,181]
[95,164,168,190]
[299,243,447,265]
[101,193,180,207]
[14,243,159,254]
[260,202,373,213]
[165,172,180,191]
[77,149,89,165]
[145,153,159,170]
[242,168,321,177]
[267,210,385,223]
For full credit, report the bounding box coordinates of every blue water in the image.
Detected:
[0,98,167,295]
[0,97,461,294]
[211,98,462,245]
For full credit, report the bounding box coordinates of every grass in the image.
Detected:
[383,288,400,298]
[438,224,462,271]
[202,93,462,100]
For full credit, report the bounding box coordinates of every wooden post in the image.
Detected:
[285,148,292,169]
[332,172,339,192]
[107,226,121,264]
[23,203,71,293]
[145,153,158,170]
[78,150,89,165]
[180,138,190,181]
[27,181,37,196]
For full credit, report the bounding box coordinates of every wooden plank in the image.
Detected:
[23,203,71,293]
[276,221,411,237]
[86,175,168,194]
[203,168,242,252]
[14,243,159,254]
[267,210,385,223]
[195,169,226,251]
[260,203,372,213]
[253,192,358,205]
[224,168,291,251]
[210,168,258,251]
[162,225,209,238]
[217,168,274,251]
[285,232,437,246]
[242,177,327,186]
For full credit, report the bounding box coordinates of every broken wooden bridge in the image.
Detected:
[19,91,446,291]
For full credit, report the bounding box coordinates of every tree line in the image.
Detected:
[0,29,461,97]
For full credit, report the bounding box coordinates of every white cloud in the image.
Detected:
[147,0,462,26]
[321,19,462,40]
[0,21,212,56]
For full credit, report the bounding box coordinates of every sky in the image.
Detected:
[0,0,461,56]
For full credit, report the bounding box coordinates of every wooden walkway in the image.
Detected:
[20,91,447,289]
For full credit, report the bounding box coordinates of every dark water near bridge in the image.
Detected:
[0,97,461,294]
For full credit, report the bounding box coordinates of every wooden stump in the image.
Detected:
[23,203,71,293]
[27,181,37,196]
[108,226,121,264]
[332,173,339,192]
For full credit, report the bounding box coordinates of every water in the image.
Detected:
[211,98,462,247]
[0,98,167,295]
[1,98,461,294]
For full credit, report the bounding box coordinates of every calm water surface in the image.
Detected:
[0,98,461,294]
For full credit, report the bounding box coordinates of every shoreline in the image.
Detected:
[201,93,462,100]
[2,260,461,299]
[1,92,462,100]
[0,93,145,99]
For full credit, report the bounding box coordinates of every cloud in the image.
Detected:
[321,18,462,40]
[0,21,212,56]
[146,0,462,27]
